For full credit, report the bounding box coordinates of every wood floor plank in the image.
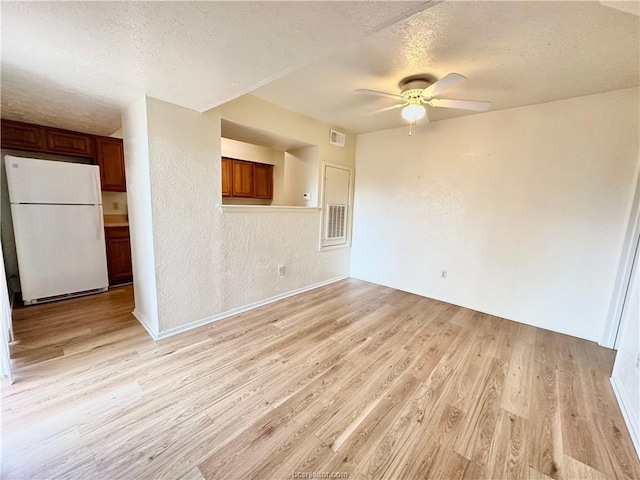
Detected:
[315,316,456,449]
[556,337,607,472]
[591,411,640,480]
[365,316,492,479]
[318,322,462,477]
[486,408,528,480]
[528,330,565,479]
[453,356,509,466]
[529,466,556,479]
[177,466,206,480]
[501,323,536,418]
[562,454,606,480]
[2,280,637,480]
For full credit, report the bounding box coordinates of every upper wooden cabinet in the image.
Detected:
[1,120,126,192]
[222,157,273,200]
[2,119,94,159]
[95,136,126,192]
[221,158,232,197]
[253,163,273,199]
[232,160,254,197]
[45,128,94,158]
[0,120,45,152]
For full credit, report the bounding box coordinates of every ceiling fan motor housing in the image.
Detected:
[400,79,430,101]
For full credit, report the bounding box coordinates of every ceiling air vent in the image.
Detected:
[329,129,346,147]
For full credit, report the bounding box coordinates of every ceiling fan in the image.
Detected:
[356,73,490,125]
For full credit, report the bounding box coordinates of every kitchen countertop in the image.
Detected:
[104,214,129,228]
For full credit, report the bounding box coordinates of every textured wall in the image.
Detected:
[141,95,355,333]
[351,87,640,341]
[145,98,221,333]
[220,210,350,310]
[121,97,159,334]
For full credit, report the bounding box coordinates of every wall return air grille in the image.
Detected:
[325,204,347,241]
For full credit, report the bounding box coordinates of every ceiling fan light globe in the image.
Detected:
[401,104,426,122]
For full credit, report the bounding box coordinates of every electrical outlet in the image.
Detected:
[303,193,311,201]
[112,201,120,211]
[278,266,285,276]
[441,270,447,279]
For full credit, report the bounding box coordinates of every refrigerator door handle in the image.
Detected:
[93,170,101,204]
[93,171,102,241]
[95,206,102,241]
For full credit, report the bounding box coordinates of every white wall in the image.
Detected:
[604,168,640,346]
[351,87,639,342]
[121,97,159,335]
[607,162,640,458]
[284,146,319,207]
[127,95,355,335]
[272,151,286,207]
[611,238,640,457]
[221,137,281,165]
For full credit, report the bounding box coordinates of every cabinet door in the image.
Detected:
[45,128,94,158]
[221,158,232,197]
[105,227,133,285]
[253,163,273,199]
[1,120,45,151]
[96,137,126,192]
[232,160,253,197]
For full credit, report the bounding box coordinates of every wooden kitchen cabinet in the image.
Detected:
[95,136,126,192]
[232,160,254,197]
[221,157,232,197]
[253,163,273,199]
[0,119,45,152]
[105,226,133,286]
[1,120,127,191]
[45,128,94,158]
[222,157,273,200]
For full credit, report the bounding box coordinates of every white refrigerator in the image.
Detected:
[5,155,109,305]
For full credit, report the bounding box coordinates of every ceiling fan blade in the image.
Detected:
[422,73,467,98]
[367,103,406,115]
[428,98,491,111]
[355,88,403,101]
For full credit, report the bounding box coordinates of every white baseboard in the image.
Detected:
[611,375,640,460]
[132,309,159,341]
[348,275,599,343]
[155,275,348,340]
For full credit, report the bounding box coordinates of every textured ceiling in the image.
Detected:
[252,1,640,134]
[0,1,428,135]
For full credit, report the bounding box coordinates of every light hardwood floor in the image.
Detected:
[2,279,638,479]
